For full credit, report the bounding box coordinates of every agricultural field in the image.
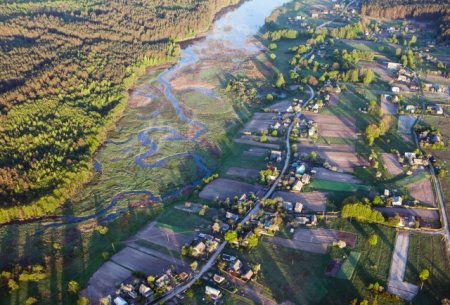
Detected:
[199,178,264,201]
[273,191,327,212]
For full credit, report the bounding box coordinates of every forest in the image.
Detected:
[361,0,450,40]
[0,0,240,223]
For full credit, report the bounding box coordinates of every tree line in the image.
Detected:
[361,0,450,40]
[0,0,240,223]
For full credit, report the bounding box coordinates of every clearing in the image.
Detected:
[199,178,264,201]
[382,153,403,176]
[273,191,327,212]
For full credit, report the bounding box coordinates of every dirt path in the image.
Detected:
[387,231,419,301]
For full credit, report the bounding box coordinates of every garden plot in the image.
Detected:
[266,100,292,112]
[382,153,403,176]
[296,143,367,173]
[312,167,362,184]
[406,177,436,207]
[226,167,260,179]
[243,112,276,134]
[387,231,419,301]
[234,135,280,149]
[83,262,132,303]
[375,207,439,220]
[398,115,416,142]
[268,236,328,254]
[273,191,327,212]
[293,228,357,248]
[199,178,264,200]
[134,221,194,251]
[381,95,398,116]
[111,247,187,275]
[243,147,268,157]
[303,113,357,139]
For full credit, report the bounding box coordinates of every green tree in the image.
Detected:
[25,297,38,305]
[419,269,430,289]
[190,261,198,272]
[369,234,378,246]
[77,297,90,305]
[363,69,374,85]
[310,151,317,162]
[224,230,238,244]
[8,279,19,292]
[266,93,274,102]
[67,280,80,294]
[247,234,259,248]
[365,124,381,146]
[275,73,286,88]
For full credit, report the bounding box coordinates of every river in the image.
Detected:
[34,0,292,233]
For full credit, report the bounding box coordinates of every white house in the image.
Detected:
[392,196,403,206]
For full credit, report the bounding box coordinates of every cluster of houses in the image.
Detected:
[423,83,448,94]
[184,233,222,259]
[425,104,444,115]
[387,62,420,91]
[305,93,330,113]
[267,113,293,137]
[292,117,318,139]
[110,270,190,305]
[417,129,444,148]
[403,152,429,167]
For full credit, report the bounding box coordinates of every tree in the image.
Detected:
[365,124,381,146]
[419,269,430,289]
[275,73,286,88]
[363,69,374,85]
[8,279,19,292]
[372,195,383,206]
[147,275,155,286]
[224,230,238,244]
[369,234,378,246]
[190,261,198,272]
[310,151,317,162]
[247,234,259,248]
[77,297,90,305]
[67,280,80,294]
[266,93,274,102]
[25,297,38,305]
[351,69,359,82]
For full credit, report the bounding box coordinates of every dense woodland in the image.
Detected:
[0,0,240,223]
[361,0,450,40]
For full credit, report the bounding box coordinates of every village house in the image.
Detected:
[292,180,304,192]
[213,274,225,284]
[387,62,402,70]
[271,150,282,163]
[205,286,222,300]
[392,196,403,207]
[226,211,239,222]
[294,202,304,213]
[139,284,154,300]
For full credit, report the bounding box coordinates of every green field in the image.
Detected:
[405,234,450,304]
[336,251,361,280]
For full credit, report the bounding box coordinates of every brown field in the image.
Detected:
[312,167,362,184]
[296,143,367,173]
[303,113,357,139]
[273,191,327,212]
[134,222,194,251]
[199,178,264,200]
[293,228,358,248]
[382,153,404,176]
[226,167,260,179]
[406,177,436,207]
[243,112,276,133]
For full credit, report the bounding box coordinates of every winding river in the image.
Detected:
[36,0,291,233]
